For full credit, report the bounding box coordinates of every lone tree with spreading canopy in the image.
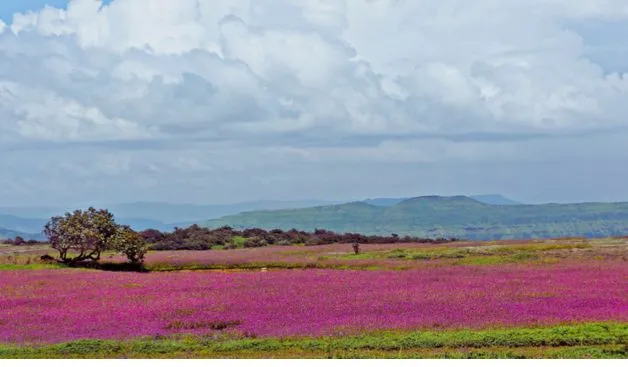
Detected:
[44,207,147,264]
[44,208,118,263]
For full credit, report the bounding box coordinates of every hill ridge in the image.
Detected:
[202,196,628,240]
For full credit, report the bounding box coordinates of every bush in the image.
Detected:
[139,229,165,244]
[112,226,149,264]
[243,237,268,248]
[242,228,268,238]
[151,240,211,251]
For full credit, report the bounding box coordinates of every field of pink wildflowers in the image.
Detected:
[1,261,626,344]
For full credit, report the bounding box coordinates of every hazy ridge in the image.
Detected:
[202,196,628,240]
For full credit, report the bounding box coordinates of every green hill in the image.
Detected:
[202,196,628,240]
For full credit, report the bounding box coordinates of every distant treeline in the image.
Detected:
[1,225,458,250]
[1,236,47,246]
[141,225,458,251]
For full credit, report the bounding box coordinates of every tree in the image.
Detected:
[113,226,148,264]
[44,208,118,263]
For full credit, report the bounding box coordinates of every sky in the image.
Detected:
[1,0,628,206]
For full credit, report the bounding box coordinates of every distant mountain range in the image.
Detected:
[15,194,622,242]
[0,227,41,241]
[0,199,338,239]
[465,194,521,206]
[105,200,338,224]
[202,195,628,240]
[0,214,47,234]
[362,194,520,207]
[0,213,170,240]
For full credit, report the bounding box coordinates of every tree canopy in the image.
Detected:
[44,208,147,264]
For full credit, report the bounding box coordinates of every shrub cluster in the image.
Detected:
[149,225,226,251]
[1,236,47,246]
[144,226,457,251]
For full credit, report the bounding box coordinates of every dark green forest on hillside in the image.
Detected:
[203,196,628,240]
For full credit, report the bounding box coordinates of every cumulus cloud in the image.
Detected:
[3,0,628,142]
[1,0,628,205]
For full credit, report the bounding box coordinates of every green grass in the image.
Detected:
[0,263,66,271]
[229,236,248,248]
[0,239,617,273]
[1,323,625,359]
[0,241,604,272]
[333,243,593,265]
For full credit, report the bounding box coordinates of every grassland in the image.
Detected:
[0,323,626,358]
[1,237,626,271]
[131,237,627,271]
[1,237,626,359]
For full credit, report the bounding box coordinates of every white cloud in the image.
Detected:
[2,0,627,144]
[2,0,628,205]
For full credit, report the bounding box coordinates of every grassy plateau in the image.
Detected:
[0,237,626,359]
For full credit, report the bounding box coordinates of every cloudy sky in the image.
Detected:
[1,0,628,206]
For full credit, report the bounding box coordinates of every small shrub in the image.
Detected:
[112,226,149,264]
[243,237,268,248]
[352,243,360,255]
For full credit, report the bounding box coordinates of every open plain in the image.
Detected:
[0,238,627,358]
